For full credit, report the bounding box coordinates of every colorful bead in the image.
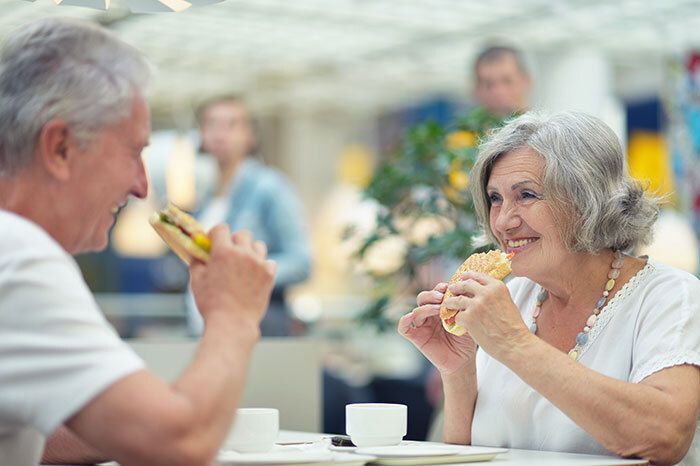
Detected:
[530,250,623,363]
[576,332,589,346]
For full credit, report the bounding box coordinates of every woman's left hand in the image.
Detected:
[443,271,533,361]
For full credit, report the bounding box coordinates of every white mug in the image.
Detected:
[226,408,279,453]
[346,403,407,447]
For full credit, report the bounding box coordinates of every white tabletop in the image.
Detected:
[489,448,648,465]
[278,431,649,466]
[47,431,649,466]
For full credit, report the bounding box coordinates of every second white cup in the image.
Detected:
[345,403,407,447]
[226,408,279,453]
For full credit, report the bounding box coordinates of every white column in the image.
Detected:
[534,47,626,145]
[275,106,376,219]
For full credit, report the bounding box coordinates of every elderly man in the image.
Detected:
[472,45,531,117]
[0,17,275,466]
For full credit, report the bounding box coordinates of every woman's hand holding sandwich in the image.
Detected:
[398,282,477,376]
[444,271,530,362]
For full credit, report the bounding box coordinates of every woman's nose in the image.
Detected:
[494,202,521,233]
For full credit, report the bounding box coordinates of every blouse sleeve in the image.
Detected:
[630,265,700,383]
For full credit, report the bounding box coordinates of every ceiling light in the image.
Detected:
[27,0,225,13]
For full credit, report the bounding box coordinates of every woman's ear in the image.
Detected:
[36,119,73,181]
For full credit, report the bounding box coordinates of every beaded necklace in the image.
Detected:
[528,250,624,361]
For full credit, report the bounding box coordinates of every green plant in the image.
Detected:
[346,107,507,330]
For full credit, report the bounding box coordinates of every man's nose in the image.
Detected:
[132,158,149,199]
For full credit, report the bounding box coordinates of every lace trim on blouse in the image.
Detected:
[631,349,700,383]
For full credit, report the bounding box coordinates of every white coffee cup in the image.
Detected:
[345,403,407,447]
[226,408,279,453]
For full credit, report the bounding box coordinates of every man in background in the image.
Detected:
[0,17,274,466]
[472,45,531,117]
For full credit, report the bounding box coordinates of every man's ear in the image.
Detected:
[37,119,73,181]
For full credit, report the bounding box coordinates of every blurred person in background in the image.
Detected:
[0,18,275,466]
[186,95,312,337]
[472,45,531,117]
[401,111,700,465]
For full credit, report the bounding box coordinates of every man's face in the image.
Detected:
[68,96,150,253]
[475,55,530,117]
[199,101,255,163]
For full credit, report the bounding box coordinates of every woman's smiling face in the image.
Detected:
[487,147,567,278]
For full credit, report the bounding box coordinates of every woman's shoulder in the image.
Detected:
[244,159,295,192]
[616,258,700,320]
[640,258,700,294]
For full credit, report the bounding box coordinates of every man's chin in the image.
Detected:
[72,230,110,255]
[73,241,109,256]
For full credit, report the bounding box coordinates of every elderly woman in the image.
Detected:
[399,112,700,465]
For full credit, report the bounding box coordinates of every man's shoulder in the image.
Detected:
[0,210,65,258]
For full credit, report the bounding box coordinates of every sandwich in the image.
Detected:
[149,203,211,265]
[440,250,513,336]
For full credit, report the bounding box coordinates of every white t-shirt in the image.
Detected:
[0,210,145,465]
[472,258,700,465]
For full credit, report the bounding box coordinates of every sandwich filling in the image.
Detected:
[159,211,211,253]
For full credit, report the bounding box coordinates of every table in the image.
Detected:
[488,448,648,465]
[278,431,649,466]
[48,432,650,466]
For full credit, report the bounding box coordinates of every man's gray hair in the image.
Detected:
[471,111,658,253]
[0,17,151,177]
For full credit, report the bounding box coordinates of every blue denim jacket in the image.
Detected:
[210,158,312,289]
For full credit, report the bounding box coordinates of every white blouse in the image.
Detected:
[472,258,700,465]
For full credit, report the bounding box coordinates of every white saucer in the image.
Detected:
[355,444,464,457]
[353,444,507,465]
[327,440,420,453]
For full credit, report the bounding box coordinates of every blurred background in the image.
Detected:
[5,0,700,439]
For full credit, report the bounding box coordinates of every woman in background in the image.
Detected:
[187,95,311,336]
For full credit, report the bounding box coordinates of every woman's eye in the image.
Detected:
[520,191,541,202]
[488,193,502,204]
